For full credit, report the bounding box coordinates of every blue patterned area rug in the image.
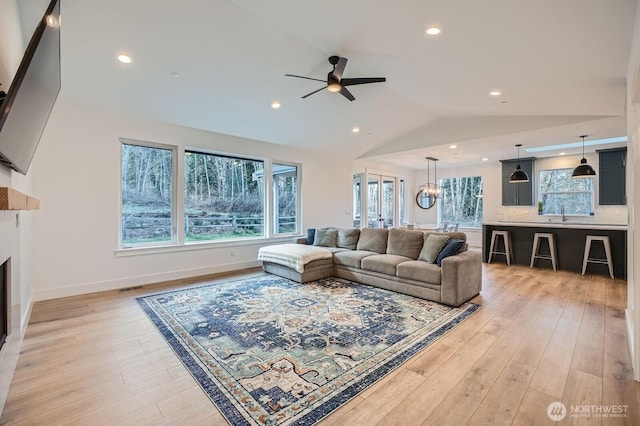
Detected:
[137,275,479,425]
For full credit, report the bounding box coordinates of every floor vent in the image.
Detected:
[118,286,143,292]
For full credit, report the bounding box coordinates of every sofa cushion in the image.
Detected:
[337,228,361,250]
[418,234,450,263]
[333,250,377,268]
[361,254,412,276]
[435,239,465,266]
[356,228,389,253]
[313,228,338,247]
[386,228,424,259]
[396,260,442,285]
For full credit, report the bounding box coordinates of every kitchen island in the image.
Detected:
[482,221,627,279]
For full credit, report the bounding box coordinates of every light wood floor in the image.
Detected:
[1,264,639,425]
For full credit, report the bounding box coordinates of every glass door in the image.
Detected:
[366,174,396,228]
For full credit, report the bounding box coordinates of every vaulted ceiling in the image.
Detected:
[23,0,639,168]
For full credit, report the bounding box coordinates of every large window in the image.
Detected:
[120,140,300,248]
[184,151,265,242]
[272,163,298,234]
[538,168,594,216]
[121,142,175,246]
[437,176,483,228]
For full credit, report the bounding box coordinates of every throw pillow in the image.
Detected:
[306,228,316,245]
[435,239,465,266]
[418,234,450,263]
[356,228,389,253]
[313,228,338,247]
[337,228,360,250]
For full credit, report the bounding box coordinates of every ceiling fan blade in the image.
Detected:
[333,57,348,81]
[339,86,355,101]
[340,77,386,87]
[285,74,326,83]
[301,86,326,98]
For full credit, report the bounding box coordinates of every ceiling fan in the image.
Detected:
[285,55,386,101]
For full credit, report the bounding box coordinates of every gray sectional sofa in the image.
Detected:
[260,227,482,307]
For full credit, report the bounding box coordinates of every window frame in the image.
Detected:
[183,149,267,244]
[538,167,595,217]
[119,138,178,249]
[436,175,484,229]
[118,140,302,253]
[271,160,302,236]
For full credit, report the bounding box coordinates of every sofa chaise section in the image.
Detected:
[258,227,482,307]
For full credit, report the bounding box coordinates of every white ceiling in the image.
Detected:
[38,0,638,168]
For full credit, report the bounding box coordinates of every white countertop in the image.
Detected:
[483,221,628,231]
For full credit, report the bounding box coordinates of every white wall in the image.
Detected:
[626,0,640,382]
[0,0,36,413]
[29,100,409,301]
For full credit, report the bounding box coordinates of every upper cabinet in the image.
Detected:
[500,159,535,206]
[598,148,626,205]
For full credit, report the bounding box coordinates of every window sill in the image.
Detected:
[115,234,301,257]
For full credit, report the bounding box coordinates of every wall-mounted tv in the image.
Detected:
[0,0,61,175]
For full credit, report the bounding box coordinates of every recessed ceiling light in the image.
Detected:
[425,26,442,36]
[352,127,360,133]
[271,101,281,109]
[449,144,457,149]
[118,54,132,64]
[170,72,180,78]
[489,90,502,97]
[482,157,489,161]
[559,152,566,155]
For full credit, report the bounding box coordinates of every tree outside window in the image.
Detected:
[538,168,594,216]
[184,151,265,242]
[121,143,174,246]
[120,140,302,248]
[437,176,483,228]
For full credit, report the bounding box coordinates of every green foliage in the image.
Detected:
[121,146,299,245]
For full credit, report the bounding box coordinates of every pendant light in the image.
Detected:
[418,157,440,195]
[509,144,529,183]
[572,135,596,178]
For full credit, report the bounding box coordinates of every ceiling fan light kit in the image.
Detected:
[572,135,596,178]
[509,144,530,183]
[285,55,386,101]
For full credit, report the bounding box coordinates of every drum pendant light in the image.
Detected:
[509,144,529,183]
[572,135,596,178]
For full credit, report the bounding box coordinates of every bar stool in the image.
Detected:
[530,232,557,271]
[488,230,512,265]
[582,235,614,279]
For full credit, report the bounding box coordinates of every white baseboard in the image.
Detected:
[21,291,33,335]
[32,260,261,302]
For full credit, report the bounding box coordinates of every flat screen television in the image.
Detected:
[0,0,61,175]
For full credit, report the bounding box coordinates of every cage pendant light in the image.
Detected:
[509,144,529,183]
[572,135,596,178]
[418,157,440,196]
